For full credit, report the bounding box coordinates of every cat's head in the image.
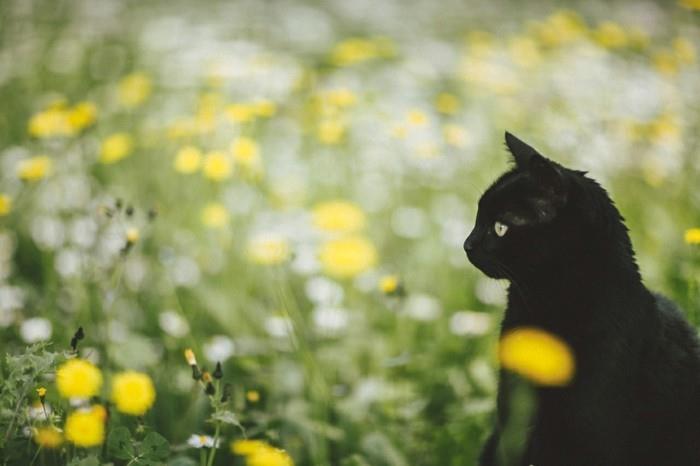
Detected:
[464,132,584,280]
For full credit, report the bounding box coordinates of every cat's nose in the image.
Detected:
[463,233,477,252]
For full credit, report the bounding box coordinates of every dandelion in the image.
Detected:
[406,109,428,126]
[317,119,346,145]
[232,439,294,466]
[184,348,197,366]
[435,93,459,114]
[253,99,277,117]
[312,200,366,234]
[174,146,202,174]
[100,133,134,164]
[246,390,260,403]
[319,235,377,278]
[673,37,696,65]
[111,371,156,416]
[246,233,291,265]
[56,359,103,399]
[202,151,232,181]
[17,156,52,181]
[33,426,63,449]
[64,408,105,447]
[379,275,400,294]
[225,103,257,123]
[37,387,47,399]
[594,21,628,49]
[67,101,97,132]
[118,72,152,107]
[201,203,230,228]
[27,101,72,138]
[0,194,11,216]
[498,327,575,386]
[188,434,220,448]
[684,228,700,245]
[231,137,260,168]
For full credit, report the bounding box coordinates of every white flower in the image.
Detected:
[474,277,507,306]
[304,276,343,305]
[158,311,190,338]
[264,316,293,338]
[203,335,235,362]
[449,311,491,336]
[19,317,52,343]
[312,306,349,335]
[403,293,441,321]
[187,434,220,448]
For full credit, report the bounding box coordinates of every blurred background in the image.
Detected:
[1,0,699,464]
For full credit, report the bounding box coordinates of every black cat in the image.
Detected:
[464,132,700,466]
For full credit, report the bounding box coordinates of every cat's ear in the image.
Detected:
[505,131,540,169]
[505,131,567,202]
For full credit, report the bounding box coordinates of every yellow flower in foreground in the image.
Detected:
[0,194,11,216]
[56,359,103,399]
[312,200,366,233]
[202,203,230,228]
[319,235,377,278]
[28,105,71,138]
[246,234,291,265]
[203,151,232,181]
[317,119,346,145]
[111,371,156,416]
[118,73,152,108]
[684,228,700,245]
[17,156,52,181]
[33,426,63,448]
[679,0,700,10]
[174,146,202,174]
[231,137,260,167]
[498,327,575,386]
[231,440,294,466]
[65,409,105,447]
[435,93,459,114]
[100,133,133,164]
[67,101,97,132]
[379,275,399,294]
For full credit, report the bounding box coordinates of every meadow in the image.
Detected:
[1,0,700,464]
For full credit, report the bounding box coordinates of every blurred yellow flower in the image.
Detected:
[202,203,230,228]
[100,133,134,164]
[317,119,346,145]
[65,409,105,447]
[17,156,52,181]
[203,151,233,181]
[594,21,628,49]
[67,101,97,132]
[0,194,11,216]
[56,359,103,399]
[673,37,696,65]
[532,10,586,48]
[225,103,256,123]
[253,99,277,117]
[111,371,156,416]
[246,390,260,402]
[231,440,294,466]
[319,235,377,278]
[312,200,366,233]
[246,234,291,265]
[648,113,681,144]
[231,137,260,167]
[37,387,47,398]
[435,93,459,115]
[184,348,197,366]
[498,327,575,386]
[379,275,399,294]
[679,0,700,10]
[118,73,152,108]
[330,38,381,66]
[443,124,469,148]
[167,118,197,140]
[406,109,428,126]
[684,228,700,245]
[508,36,541,68]
[653,50,679,76]
[126,227,140,244]
[321,88,357,109]
[174,146,202,173]
[33,426,63,449]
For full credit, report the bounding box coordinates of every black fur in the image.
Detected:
[465,132,700,466]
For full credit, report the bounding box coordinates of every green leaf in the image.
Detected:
[140,431,169,460]
[210,410,243,429]
[168,456,198,466]
[67,456,100,466]
[107,426,135,460]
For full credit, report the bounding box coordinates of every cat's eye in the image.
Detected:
[494,221,508,237]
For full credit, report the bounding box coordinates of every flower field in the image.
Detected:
[1,0,700,465]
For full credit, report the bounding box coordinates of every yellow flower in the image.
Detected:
[231,440,294,466]
[330,37,394,67]
[319,235,377,278]
[653,50,679,76]
[111,371,156,416]
[0,194,11,216]
[246,390,260,402]
[100,133,134,164]
[184,348,197,366]
[202,203,230,228]
[679,0,700,10]
[225,103,256,123]
[246,234,291,265]
[174,146,202,174]
[67,101,97,132]
[126,227,140,244]
[406,109,428,126]
[232,439,268,455]
[231,137,260,167]
[17,156,52,181]
[379,275,399,294]
[532,10,587,48]
[312,201,366,234]
[673,37,696,65]
[33,426,63,449]
[253,99,277,117]
[321,88,357,109]
[64,409,105,447]
[508,36,541,68]
[498,327,575,386]
[594,21,628,49]
[435,93,459,115]
[443,124,469,148]
[118,73,152,108]
[203,151,233,181]
[36,387,47,398]
[317,119,346,145]
[684,228,700,245]
[27,101,75,138]
[56,359,103,399]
